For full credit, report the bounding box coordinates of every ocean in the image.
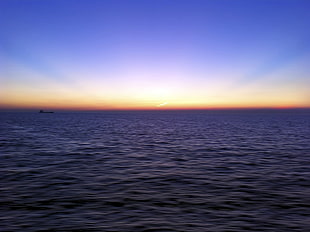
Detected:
[1,109,310,231]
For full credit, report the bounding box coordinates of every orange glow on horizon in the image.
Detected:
[1,99,309,111]
[1,76,309,111]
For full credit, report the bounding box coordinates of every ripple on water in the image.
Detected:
[0,110,310,231]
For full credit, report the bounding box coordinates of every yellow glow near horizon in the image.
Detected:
[1,59,309,110]
[2,81,309,110]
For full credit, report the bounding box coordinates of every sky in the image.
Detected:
[1,0,309,110]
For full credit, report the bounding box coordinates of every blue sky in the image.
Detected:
[1,0,309,109]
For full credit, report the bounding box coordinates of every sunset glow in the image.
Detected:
[1,0,309,110]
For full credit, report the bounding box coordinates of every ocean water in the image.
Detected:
[0,110,310,231]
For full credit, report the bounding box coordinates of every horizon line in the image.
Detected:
[1,106,310,112]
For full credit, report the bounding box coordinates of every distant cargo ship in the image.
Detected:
[39,110,54,113]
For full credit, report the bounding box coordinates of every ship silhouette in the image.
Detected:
[39,110,54,113]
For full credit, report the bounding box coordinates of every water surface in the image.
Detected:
[1,110,310,231]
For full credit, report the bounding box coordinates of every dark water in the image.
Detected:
[1,110,310,231]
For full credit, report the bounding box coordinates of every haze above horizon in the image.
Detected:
[1,0,310,110]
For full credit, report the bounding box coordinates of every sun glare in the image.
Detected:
[157,102,168,107]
